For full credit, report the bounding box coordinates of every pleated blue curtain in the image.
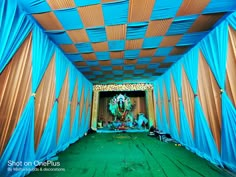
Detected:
[182,48,198,94]
[77,72,84,137]
[195,99,223,165]
[32,26,58,164]
[69,64,77,101]
[84,85,93,131]
[57,106,71,152]
[183,47,222,166]
[80,83,88,136]
[0,0,33,73]
[221,93,236,171]
[83,86,89,132]
[80,109,87,136]
[68,64,78,143]
[71,107,80,142]
[55,49,69,98]
[32,27,55,93]
[55,49,70,151]
[82,82,92,136]
[0,97,35,177]
[155,83,163,130]
[152,82,158,128]
[200,21,228,89]
[164,72,180,141]
[227,12,236,30]
[159,79,170,134]
[201,20,236,171]
[171,61,194,149]
[85,85,93,131]
[36,103,58,162]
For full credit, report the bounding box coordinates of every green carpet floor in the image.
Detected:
[27,133,234,177]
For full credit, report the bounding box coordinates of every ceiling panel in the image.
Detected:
[18,0,236,84]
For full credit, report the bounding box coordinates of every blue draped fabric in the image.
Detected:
[76,73,83,137]
[32,26,55,93]
[57,106,71,152]
[0,0,33,73]
[0,97,35,177]
[127,22,148,40]
[17,0,51,14]
[78,108,86,137]
[70,106,80,143]
[86,27,107,43]
[156,106,162,130]
[80,85,88,134]
[85,85,93,131]
[102,0,129,26]
[169,103,180,142]
[227,12,236,30]
[164,72,180,141]
[69,64,77,101]
[182,45,222,165]
[36,103,57,162]
[153,82,160,128]
[171,62,194,149]
[155,84,163,130]
[161,105,169,134]
[221,93,236,171]
[200,21,228,89]
[55,48,69,98]
[151,0,182,20]
[195,99,223,166]
[0,2,93,176]
[159,80,170,134]
[182,47,199,94]
[203,0,236,14]
[179,100,195,150]
[54,9,84,30]
[201,20,236,171]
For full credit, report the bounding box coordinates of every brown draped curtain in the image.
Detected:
[98,97,112,123]
[198,51,222,152]
[57,71,69,141]
[226,26,236,107]
[35,54,56,150]
[182,67,195,137]
[0,34,32,156]
[171,75,180,133]
[70,79,78,133]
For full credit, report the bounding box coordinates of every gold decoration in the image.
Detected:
[93,83,153,91]
[91,91,99,130]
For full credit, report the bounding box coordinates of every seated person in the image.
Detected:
[136,113,148,129]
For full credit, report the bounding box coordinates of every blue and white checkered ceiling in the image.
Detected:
[18,0,236,84]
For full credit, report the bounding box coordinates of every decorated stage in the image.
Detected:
[96,93,149,133]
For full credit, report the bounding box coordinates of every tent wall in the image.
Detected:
[0,1,93,177]
[153,12,236,172]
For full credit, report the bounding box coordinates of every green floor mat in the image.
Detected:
[27,133,234,177]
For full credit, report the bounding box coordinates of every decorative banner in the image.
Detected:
[93,83,153,91]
